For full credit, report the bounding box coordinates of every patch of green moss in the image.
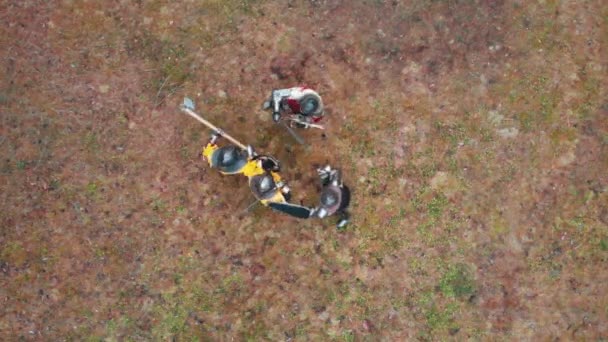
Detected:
[1,242,26,266]
[427,193,447,221]
[426,302,459,331]
[342,330,355,342]
[600,239,608,252]
[439,264,475,299]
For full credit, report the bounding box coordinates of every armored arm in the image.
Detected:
[271,88,296,122]
[317,165,342,187]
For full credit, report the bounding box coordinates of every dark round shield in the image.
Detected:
[298,94,322,116]
[210,146,248,174]
[249,173,278,200]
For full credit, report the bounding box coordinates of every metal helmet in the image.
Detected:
[317,185,342,217]
[249,173,278,200]
[321,189,339,206]
[210,146,248,174]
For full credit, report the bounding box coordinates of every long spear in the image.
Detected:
[180,97,248,150]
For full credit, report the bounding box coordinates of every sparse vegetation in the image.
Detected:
[439,264,475,299]
[1,0,606,340]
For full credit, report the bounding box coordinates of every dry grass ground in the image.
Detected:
[1,0,607,340]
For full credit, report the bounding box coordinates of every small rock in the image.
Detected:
[401,61,421,75]
[488,44,501,52]
[400,124,415,134]
[557,151,576,166]
[362,319,375,332]
[599,208,608,225]
[318,311,329,321]
[99,85,110,94]
[217,90,227,98]
[393,144,406,158]
[128,121,136,130]
[258,110,270,122]
[430,171,448,189]
[487,110,503,125]
[388,308,398,320]
[497,127,519,139]
[506,232,523,253]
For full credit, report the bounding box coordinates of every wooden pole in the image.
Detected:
[180,107,248,151]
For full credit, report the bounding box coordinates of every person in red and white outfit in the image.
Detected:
[263,86,325,128]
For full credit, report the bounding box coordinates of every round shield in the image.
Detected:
[210,146,248,174]
[249,173,278,200]
[298,94,323,116]
[318,185,342,216]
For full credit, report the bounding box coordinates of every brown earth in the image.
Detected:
[1,0,607,340]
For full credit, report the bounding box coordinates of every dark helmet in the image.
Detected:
[249,173,278,200]
[210,146,248,174]
[252,155,281,172]
[298,94,323,117]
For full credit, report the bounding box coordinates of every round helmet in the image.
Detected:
[318,185,342,216]
[321,190,339,206]
[210,146,248,174]
[298,94,323,117]
[249,173,278,200]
